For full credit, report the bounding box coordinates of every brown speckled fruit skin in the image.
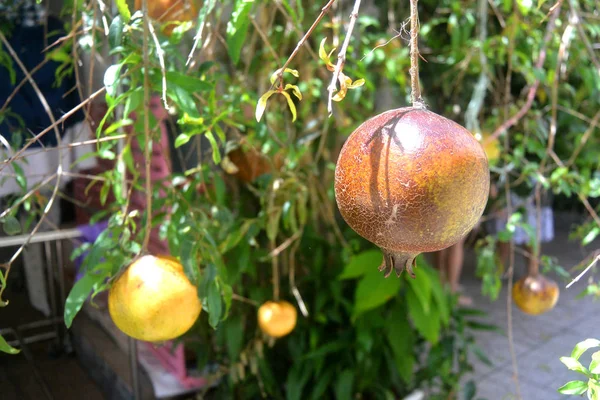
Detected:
[334,107,490,276]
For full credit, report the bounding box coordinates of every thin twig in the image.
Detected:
[186,0,214,67]
[250,16,279,62]
[566,254,599,289]
[327,0,362,114]
[484,5,561,146]
[0,87,106,175]
[464,0,489,133]
[504,178,522,400]
[274,0,337,87]
[569,0,600,71]
[0,31,64,298]
[148,20,169,109]
[567,109,600,166]
[141,0,153,253]
[409,0,423,107]
[288,235,308,317]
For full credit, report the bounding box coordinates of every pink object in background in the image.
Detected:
[128,95,171,255]
[143,341,207,389]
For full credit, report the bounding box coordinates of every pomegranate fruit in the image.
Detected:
[334,107,490,278]
[512,274,559,315]
[257,301,297,338]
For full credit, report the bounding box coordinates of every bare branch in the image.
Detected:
[327,0,362,114]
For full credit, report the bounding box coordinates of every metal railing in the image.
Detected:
[0,229,141,400]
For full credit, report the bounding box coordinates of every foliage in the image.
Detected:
[558,338,600,399]
[0,0,599,398]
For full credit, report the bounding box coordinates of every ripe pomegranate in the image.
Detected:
[334,107,490,278]
[512,273,559,315]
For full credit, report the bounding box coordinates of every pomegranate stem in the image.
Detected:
[409,0,423,108]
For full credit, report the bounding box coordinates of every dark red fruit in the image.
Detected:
[334,107,490,278]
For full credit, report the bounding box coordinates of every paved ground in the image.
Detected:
[460,212,599,400]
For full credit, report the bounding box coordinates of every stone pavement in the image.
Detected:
[460,212,599,400]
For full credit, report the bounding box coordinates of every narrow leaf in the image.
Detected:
[560,357,589,374]
[557,380,588,395]
[256,90,277,122]
[64,271,109,328]
[280,91,297,122]
[0,334,20,354]
[572,339,600,360]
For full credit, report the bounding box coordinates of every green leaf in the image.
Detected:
[583,227,600,246]
[12,162,26,191]
[221,283,233,320]
[0,334,20,354]
[557,380,588,395]
[165,71,212,93]
[571,339,600,360]
[103,63,124,98]
[589,353,600,374]
[168,84,200,118]
[353,268,401,318]
[108,15,124,49]
[223,314,243,362]
[226,0,255,65]
[405,266,432,314]
[114,0,131,21]
[2,215,21,236]
[64,271,109,328]
[219,220,256,254]
[256,90,277,122]
[309,369,334,400]
[386,304,415,384]
[420,263,449,325]
[174,133,191,148]
[286,363,309,400]
[334,370,354,400]
[339,249,382,280]
[205,131,221,164]
[180,238,200,285]
[207,280,222,328]
[560,357,589,375]
[407,282,440,343]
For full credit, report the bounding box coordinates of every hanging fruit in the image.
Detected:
[108,255,202,342]
[512,273,560,315]
[257,301,297,338]
[135,0,200,36]
[333,0,489,278]
[334,108,490,278]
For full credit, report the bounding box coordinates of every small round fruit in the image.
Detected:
[334,107,490,278]
[512,274,559,315]
[474,131,501,164]
[108,255,202,342]
[134,0,200,36]
[257,301,297,338]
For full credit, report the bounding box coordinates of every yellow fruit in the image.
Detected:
[257,301,297,338]
[474,131,501,163]
[512,274,559,316]
[108,255,201,342]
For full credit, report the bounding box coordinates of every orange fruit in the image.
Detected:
[134,0,200,36]
[257,301,297,338]
[512,274,559,316]
[108,254,201,342]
